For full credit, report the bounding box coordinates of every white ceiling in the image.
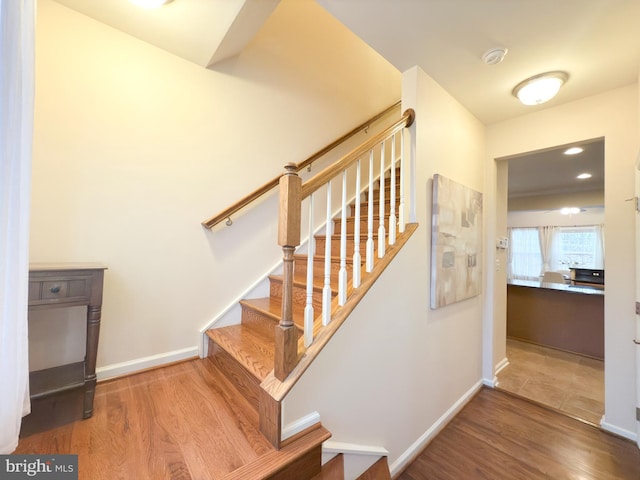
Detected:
[50,0,636,198]
[506,139,604,199]
[317,0,640,125]
[51,0,640,125]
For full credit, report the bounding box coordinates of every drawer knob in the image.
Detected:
[50,286,61,294]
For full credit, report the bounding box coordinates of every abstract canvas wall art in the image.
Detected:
[431,174,483,309]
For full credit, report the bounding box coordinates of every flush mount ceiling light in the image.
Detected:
[576,173,592,179]
[512,71,568,106]
[564,146,584,155]
[560,207,581,215]
[129,0,172,8]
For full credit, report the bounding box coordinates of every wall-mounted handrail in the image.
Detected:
[201,101,402,229]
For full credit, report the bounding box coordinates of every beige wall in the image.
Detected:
[486,84,639,438]
[30,0,401,376]
[508,189,604,211]
[283,66,486,476]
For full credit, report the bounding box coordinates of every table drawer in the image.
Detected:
[29,275,92,306]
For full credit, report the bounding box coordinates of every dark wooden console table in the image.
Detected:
[28,264,107,419]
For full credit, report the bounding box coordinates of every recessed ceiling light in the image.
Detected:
[560,207,581,215]
[129,0,172,8]
[512,71,568,106]
[576,173,592,179]
[563,147,584,155]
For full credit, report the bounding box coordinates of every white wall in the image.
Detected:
[486,84,639,439]
[283,66,486,476]
[30,0,401,376]
[508,207,605,228]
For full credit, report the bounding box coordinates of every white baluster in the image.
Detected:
[408,126,417,224]
[338,170,347,306]
[322,180,332,326]
[399,129,406,233]
[378,141,386,258]
[389,134,397,245]
[352,159,362,288]
[304,194,314,347]
[366,150,374,272]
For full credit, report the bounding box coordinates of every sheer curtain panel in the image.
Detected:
[0,0,35,454]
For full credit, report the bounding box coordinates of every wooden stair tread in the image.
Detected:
[241,296,310,331]
[222,424,332,480]
[270,272,340,292]
[270,272,326,289]
[294,253,357,265]
[206,325,274,382]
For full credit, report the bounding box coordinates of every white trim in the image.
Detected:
[282,411,321,441]
[198,258,283,357]
[483,376,499,388]
[389,379,483,477]
[600,418,638,443]
[495,357,509,375]
[323,441,389,457]
[96,346,198,381]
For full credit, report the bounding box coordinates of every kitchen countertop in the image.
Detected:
[507,278,604,296]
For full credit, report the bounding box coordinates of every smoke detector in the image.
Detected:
[482,47,508,65]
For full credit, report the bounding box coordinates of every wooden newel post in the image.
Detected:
[275,163,301,381]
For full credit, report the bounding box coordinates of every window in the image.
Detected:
[551,226,604,270]
[508,225,605,280]
[508,228,542,280]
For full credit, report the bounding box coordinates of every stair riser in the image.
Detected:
[315,236,387,255]
[241,303,279,339]
[353,201,399,217]
[293,256,355,280]
[332,218,392,235]
[207,340,261,413]
[270,277,328,312]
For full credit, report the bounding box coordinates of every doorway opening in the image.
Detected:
[494,137,605,426]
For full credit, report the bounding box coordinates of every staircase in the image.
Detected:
[203,167,403,479]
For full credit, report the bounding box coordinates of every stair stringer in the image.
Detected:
[270,222,422,472]
[259,224,419,441]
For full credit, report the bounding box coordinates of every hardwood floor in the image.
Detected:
[397,388,640,480]
[16,360,639,479]
[497,338,604,425]
[15,358,275,479]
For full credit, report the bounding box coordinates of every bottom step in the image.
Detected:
[223,423,332,480]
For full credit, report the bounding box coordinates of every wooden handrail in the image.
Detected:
[273,107,415,382]
[201,101,402,229]
[300,108,415,199]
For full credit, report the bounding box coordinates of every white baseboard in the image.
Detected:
[483,376,498,388]
[389,379,483,477]
[282,411,321,441]
[96,346,199,381]
[600,418,638,443]
[494,356,509,375]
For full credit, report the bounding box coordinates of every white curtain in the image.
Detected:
[508,227,542,280]
[594,224,605,269]
[538,225,556,274]
[0,0,35,454]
